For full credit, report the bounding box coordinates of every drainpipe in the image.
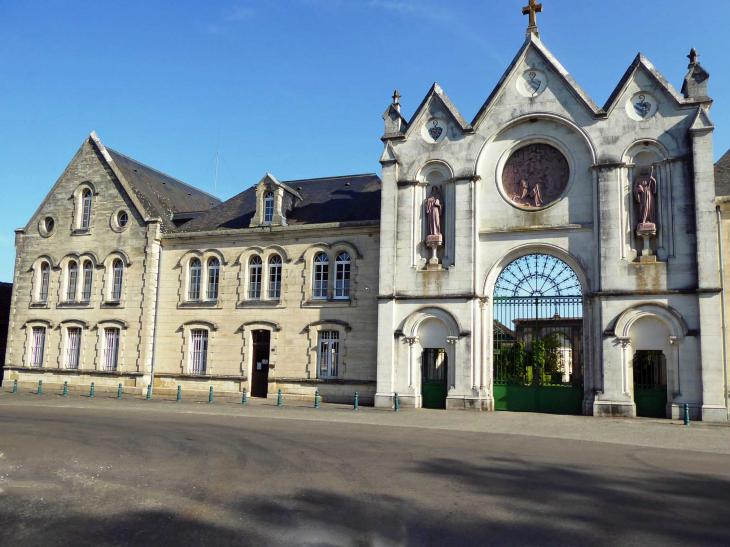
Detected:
[150,236,163,392]
[716,206,729,420]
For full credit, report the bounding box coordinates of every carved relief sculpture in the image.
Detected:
[501,144,569,208]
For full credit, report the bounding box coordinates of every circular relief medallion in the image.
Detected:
[421,118,447,144]
[501,143,570,209]
[518,69,547,98]
[626,91,657,121]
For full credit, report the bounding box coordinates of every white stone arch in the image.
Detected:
[612,303,688,409]
[400,307,464,404]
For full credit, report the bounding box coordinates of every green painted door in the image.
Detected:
[422,349,447,409]
[633,351,668,418]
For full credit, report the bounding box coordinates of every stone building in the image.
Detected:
[3,6,728,420]
[0,282,11,382]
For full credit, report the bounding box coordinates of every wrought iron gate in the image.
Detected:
[633,350,667,418]
[492,254,584,415]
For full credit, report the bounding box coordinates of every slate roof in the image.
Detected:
[176,174,382,233]
[105,148,222,231]
[716,149,730,197]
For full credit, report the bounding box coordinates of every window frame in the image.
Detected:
[248,256,263,300]
[317,330,340,379]
[268,255,282,300]
[190,329,209,375]
[81,189,92,229]
[110,259,124,302]
[81,260,93,302]
[263,191,275,223]
[188,258,202,301]
[64,326,83,370]
[334,252,351,300]
[102,327,120,371]
[66,260,78,302]
[29,326,46,367]
[313,253,329,300]
[39,262,51,303]
[207,257,220,301]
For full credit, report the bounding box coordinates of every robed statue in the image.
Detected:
[633,167,657,231]
[425,186,442,242]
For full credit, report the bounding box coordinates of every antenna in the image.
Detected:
[214,149,219,197]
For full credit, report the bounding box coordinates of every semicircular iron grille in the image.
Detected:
[494,254,582,298]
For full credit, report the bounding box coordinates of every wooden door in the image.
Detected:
[251,330,271,398]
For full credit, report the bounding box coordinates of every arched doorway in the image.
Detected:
[492,254,584,414]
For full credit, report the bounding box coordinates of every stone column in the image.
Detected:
[690,111,726,421]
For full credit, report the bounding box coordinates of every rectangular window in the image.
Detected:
[66,327,81,369]
[335,264,350,299]
[191,330,208,375]
[317,331,339,379]
[269,263,281,300]
[67,267,78,302]
[264,195,274,223]
[313,262,328,299]
[103,328,120,371]
[30,327,45,367]
[40,268,50,303]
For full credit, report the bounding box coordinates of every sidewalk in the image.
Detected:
[1,388,729,455]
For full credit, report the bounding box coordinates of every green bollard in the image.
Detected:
[277,389,282,407]
[37,380,42,395]
[684,403,690,426]
[177,385,181,402]
[242,388,247,405]
[118,383,123,399]
[146,384,151,400]
[13,379,18,394]
[63,381,68,397]
[394,392,399,412]
[314,390,319,409]
[90,382,95,398]
[209,386,213,404]
[354,392,359,411]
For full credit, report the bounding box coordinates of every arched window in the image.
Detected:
[67,261,78,302]
[249,256,263,300]
[111,259,124,301]
[334,252,351,299]
[189,259,202,301]
[39,262,50,303]
[82,261,93,301]
[81,189,92,229]
[207,258,220,301]
[264,191,274,223]
[268,255,282,300]
[313,253,329,300]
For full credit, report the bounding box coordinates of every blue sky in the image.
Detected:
[0,0,727,282]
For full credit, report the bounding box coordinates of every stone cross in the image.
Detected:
[522,0,543,37]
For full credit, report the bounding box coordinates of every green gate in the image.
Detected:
[422,349,447,409]
[492,255,584,415]
[633,350,668,418]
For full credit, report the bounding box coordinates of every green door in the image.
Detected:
[633,351,668,418]
[422,349,447,409]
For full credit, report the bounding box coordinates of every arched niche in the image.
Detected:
[416,161,455,269]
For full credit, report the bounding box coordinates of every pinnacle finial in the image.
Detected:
[522,0,543,38]
[392,89,401,105]
[688,47,700,66]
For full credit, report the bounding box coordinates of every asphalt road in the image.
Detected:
[0,404,729,547]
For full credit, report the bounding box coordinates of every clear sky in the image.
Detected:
[0,0,728,282]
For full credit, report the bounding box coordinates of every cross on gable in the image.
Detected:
[522,0,543,37]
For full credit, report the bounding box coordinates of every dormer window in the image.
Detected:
[264,192,274,223]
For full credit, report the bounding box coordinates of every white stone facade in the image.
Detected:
[3,30,727,420]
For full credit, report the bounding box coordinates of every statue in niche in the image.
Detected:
[633,166,657,232]
[502,144,569,208]
[425,186,443,243]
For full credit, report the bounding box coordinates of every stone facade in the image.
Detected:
[3,16,727,420]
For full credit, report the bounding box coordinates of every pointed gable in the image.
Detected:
[404,83,473,139]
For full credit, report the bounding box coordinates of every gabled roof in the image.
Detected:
[257,173,303,201]
[471,34,603,128]
[102,144,221,231]
[602,53,711,115]
[405,83,473,137]
[176,174,382,233]
[716,149,730,197]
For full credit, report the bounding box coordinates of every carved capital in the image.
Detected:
[618,337,631,348]
[405,336,419,347]
[446,336,459,346]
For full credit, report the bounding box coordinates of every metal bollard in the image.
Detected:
[13,379,18,394]
[177,385,181,402]
[242,388,247,405]
[63,381,68,397]
[118,383,123,399]
[684,403,690,426]
[277,389,282,407]
[394,392,399,412]
[354,392,359,410]
[209,386,214,404]
[90,382,95,398]
[314,390,319,409]
[38,380,42,395]
[146,384,151,400]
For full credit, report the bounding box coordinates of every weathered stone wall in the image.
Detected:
[3,139,152,393]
